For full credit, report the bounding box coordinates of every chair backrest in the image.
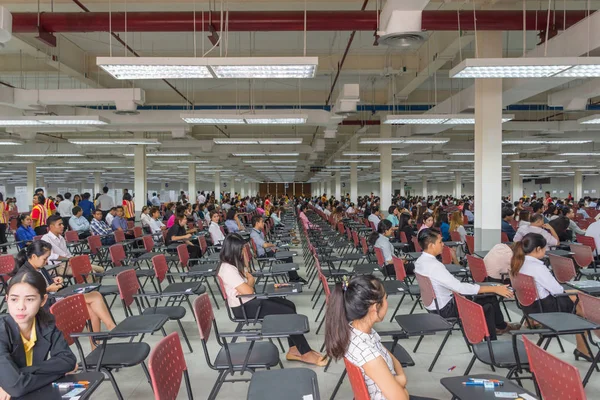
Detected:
[142,235,154,252]
[548,254,576,283]
[391,255,407,281]
[510,273,538,308]
[69,255,92,284]
[570,244,594,269]
[453,293,489,345]
[343,358,370,400]
[177,244,190,268]
[450,231,462,242]
[0,254,15,276]
[414,272,436,309]
[216,275,228,301]
[374,246,385,266]
[198,235,208,254]
[399,231,409,244]
[412,236,422,252]
[149,332,188,400]
[116,268,140,308]
[577,292,600,340]
[466,255,488,283]
[441,246,452,264]
[576,234,596,252]
[152,254,169,284]
[500,232,509,243]
[127,220,135,230]
[114,229,126,243]
[133,226,143,238]
[465,235,475,254]
[64,230,80,243]
[33,235,43,241]
[319,273,331,303]
[49,294,90,346]
[87,234,102,255]
[352,230,359,247]
[463,215,469,225]
[522,335,587,400]
[360,236,369,256]
[109,244,126,266]
[192,293,214,341]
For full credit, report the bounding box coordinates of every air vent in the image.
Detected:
[378,33,427,49]
[113,109,140,115]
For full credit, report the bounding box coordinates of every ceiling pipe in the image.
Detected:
[11,10,590,33]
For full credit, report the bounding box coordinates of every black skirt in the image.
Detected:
[522,295,574,315]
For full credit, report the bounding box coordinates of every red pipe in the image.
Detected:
[11,10,590,33]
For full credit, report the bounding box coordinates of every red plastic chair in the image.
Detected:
[577,293,600,386]
[389,255,421,319]
[343,358,370,400]
[570,243,600,279]
[501,232,509,243]
[450,231,462,242]
[176,244,219,308]
[374,247,385,267]
[441,246,453,264]
[87,234,109,267]
[522,335,587,400]
[148,332,193,400]
[412,236,422,252]
[465,235,475,255]
[548,254,577,283]
[399,231,409,244]
[0,255,15,307]
[466,255,488,283]
[576,235,596,253]
[463,215,469,225]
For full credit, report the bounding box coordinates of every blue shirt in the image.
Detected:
[501,220,516,242]
[78,199,95,218]
[111,216,128,231]
[386,214,399,227]
[440,222,450,241]
[69,215,90,233]
[16,226,36,248]
[225,219,240,233]
[250,228,266,257]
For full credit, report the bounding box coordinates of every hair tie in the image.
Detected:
[342,276,349,292]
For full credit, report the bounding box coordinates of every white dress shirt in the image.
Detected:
[41,231,72,264]
[140,213,152,228]
[585,220,600,255]
[513,225,558,249]
[414,252,480,310]
[519,255,563,301]
[197,194,206,204]
[105,213,115,226]
[96,194,114,211]
[209,221,225,245]
[374,234,394,264]
[367,213,381,228]
[56,200,74,217]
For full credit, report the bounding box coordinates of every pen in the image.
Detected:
[462,381,503,387]
[468,378,502,383]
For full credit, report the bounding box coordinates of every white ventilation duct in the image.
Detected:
[0,6,12,48]
[377,0,430,48]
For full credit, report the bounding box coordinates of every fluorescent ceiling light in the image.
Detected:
[69,139,160,145]
[559,153,600,156]
[450,57,600,79]
[0,139,24,145]
[183,117,246,124]
[550,165,594,168]
[3,161,32,164]
[383,114,513,125]
[449,152,518,156]
[502,140,592,145]
[578,115,600,124]
[232,153,299,157]
[343,152,380,156]
[258,139,303,145]
[213,138,302,145]
[154,160,209,164]
[123,153,190,157]
[64,169,105,173]
[14,154,83,157]
[511,159,568,163]
[64,161,121,164]
[182,114,307,125]
[421,160,474,163]
[98,56,318,80]
[334,159,380,163]
[0,116,108,127]
[243,117,306,125]
[359,138,449,145]
[0,118,46,126]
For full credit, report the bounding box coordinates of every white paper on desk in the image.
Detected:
[519,394,536,400]
[302,395,314,400]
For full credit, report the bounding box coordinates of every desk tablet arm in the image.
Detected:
[217,331,263,375]
[71,330,143,372]
[553,292,579,313]
[509,329,554,373]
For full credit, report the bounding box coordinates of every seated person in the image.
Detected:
[218,233,327,366]
[510,233,591,360]
[68,206,91,239]
[483,243,512,284]
[0,269,77,398]
[90,209,115,246]
[548,215,571,242]
[435,212,451,241]
[224,208,244,234]
[501,208,516,242]
[110,206,134,239]
[10,241,115,338]
[15,215,36,249]
[166,214,200,258]
[208,210,225,246]
[513,213,558,249]
[105,207,116,227]
[368,220,395,277]
[147,206,167,242]
[415,229,518,339]
[324,275,438,400]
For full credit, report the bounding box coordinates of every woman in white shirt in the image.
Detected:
[325,275,436,400]
[368,219,396,278]
[510,232,591,361]
[518,210,531,228]
[208,210,225,246]
[148,207,166,241]
[513,213,558,248]
[217,234,326,366]
[140,206,152,231]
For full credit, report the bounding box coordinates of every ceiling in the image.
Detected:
[1,0,600,187]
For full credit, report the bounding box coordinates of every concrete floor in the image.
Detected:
[8,238,600,399]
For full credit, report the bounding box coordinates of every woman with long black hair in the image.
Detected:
[368,219,396,278]
[510,232,591,361]
[217,233,327,366]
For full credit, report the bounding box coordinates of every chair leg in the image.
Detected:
[177,319,194,353]
[329,369,347,400]
[105,369,124,400]
[413,335,424,353]
[556,336,565,353]
[315,315,325,335]
[186,297,197,322]
[315,298,326,322]
[409,296,421,314]
[207,371,226,400]
[582,349,600,387]
[140,361,152,385]
[204,278,220,310]
[389,294,406,322]
[464,355,477,376]
[428,329,452,372]
[500,298,512,322]
[324,356,333,373]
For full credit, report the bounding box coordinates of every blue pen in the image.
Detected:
[462,381,503,387]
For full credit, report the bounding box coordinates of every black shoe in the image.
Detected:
[296,277,308,284]
[574,349,594,362]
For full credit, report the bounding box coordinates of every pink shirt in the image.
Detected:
[166,214,176,228]
[217,262,254,308]
[483,244,513,280]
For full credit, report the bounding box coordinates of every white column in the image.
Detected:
[399,178,405,197]
[474,31,503,251]
[422,176,428,198]
[214,172,221,203]
[454,172,462,199]
[511,164,522,202]
[27,163,36,207]
[575,170,583,201]
[335,171,341,200]
[94,172,101,197]
[380,122,392,215]
[350,164,358,202]
[133,137,147,215]
[188,165,196,201]
[38,176,45,188]
[230,177,235,197]
[241,182,246,198]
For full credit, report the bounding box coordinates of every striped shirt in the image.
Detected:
[31,204,48,227]
[44,198,56,215]
[123,200,135,219]
[0,202,6,224]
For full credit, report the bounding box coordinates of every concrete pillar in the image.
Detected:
[134,137,147,215]
[399,178,405,197]
[230,177,235,197]
[27,163,36,208]
[511,164,522,202]
[575,170,583,202]
[422,176,428,198]
[474,31,503,251]
[38,176,45,188]
[380,122,392,215]
[240,182,246,198]
[214,172,221,203]
[455,172,462,199]
[335,171,341,200]
[94,172,101,197]
[188,165,196,202]
[350,164,358,203]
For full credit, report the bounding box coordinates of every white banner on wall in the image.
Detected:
[15,186,29,212]
[57,188,68,196]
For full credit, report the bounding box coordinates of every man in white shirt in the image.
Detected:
[56,192,74,218]
[367,206,382,229]
[105,207,117,226]
[585,219,600,256]
[414,229,517,339]
[197,191,206,204]
[96,187,115,215]
[513,213,559,249]
[68,206,91,238]
[151,193,161,207]
[323,204,332,217]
